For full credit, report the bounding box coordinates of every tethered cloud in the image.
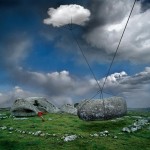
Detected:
[43,4,91,27]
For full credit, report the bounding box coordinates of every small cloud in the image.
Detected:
[14,86,23,93]
[43,4,91,27]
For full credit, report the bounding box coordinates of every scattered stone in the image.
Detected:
[98,130,110,137]
[116,118,124,121]
[113,136,118,139]
[40,133,45,137]
[111,119,117,122]
[60,104,77,115]
[122,118,149,133]
[48,118,52,121]
[77,97,127,121]
[34,131,42,136]
[22,131,26,134]
[0,116,8,120]
[64,135,77,142]
[131,116,143,119]
[8,127,14,131]
[46,133,51,136]
[104,130,109,134]
[130,127,138,132]
[0,126,7,130]
[93,133,99,137]
[13,117,29,120]
[122,127,131,133]
[118,133,123,135]
[28,132,32,135]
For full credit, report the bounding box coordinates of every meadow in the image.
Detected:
[0,109,150,150]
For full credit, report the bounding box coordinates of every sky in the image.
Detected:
[0,0,150,108]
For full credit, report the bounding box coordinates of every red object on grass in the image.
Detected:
[38,111,43,117]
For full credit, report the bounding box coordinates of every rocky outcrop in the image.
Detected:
[11,98,38,117]
[25,97,59,113]
[60,104,77,115]
[11,97,59,117]
[77,97,127,121]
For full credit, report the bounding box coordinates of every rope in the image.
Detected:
[69,27,103,98]
[100,0,137,94]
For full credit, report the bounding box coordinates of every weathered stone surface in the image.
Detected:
[25,97,59,113]
[77,97,127,121]
[60,104,77,115]
[122,118,149,133]
[11,98,38,117]
[64,135,77,142]
[10,97,59,117]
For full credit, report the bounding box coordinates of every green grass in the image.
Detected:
[0,110,150,150]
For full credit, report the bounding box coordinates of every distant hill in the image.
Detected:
[128,107,150,112]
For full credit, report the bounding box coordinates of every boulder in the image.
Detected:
[77,97,127,121]
[60,104,77,115]
[11,97,59,117]
[11,98,38,117]
[25,97,59,113]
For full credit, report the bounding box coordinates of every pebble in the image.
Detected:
[122,127,130,133]
[113,136,117,139]
[34,131,42,136]
[93,133,98,137]
[13,118,28,120]
[8,127,14,131]
[0,126,7,130]
[40,133,45,137]
[64,135,77,142]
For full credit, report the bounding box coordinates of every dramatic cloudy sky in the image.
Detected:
[0,0,150,108]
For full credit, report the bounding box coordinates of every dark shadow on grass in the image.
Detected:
[0,140,19,150]
[0,140,40,150]
[78,120,129,132]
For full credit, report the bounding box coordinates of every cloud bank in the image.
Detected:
[84,0,150,63]
[43,4,91,27]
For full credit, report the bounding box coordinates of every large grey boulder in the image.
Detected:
[25,97,59,113]
[77,97,127,121]
[11,98,38,117]
[11,97,59,117]
[60,104,77,115]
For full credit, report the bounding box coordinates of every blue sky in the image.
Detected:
[0,0,150,108]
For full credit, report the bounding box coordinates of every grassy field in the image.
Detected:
[0,110,150,150]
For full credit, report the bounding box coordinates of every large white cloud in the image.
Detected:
[43,4,91,27]
[85,0,150,63]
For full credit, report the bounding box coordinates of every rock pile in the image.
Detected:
[90,130,110,137]
[0,114,8,120]
[122,118,150,133]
